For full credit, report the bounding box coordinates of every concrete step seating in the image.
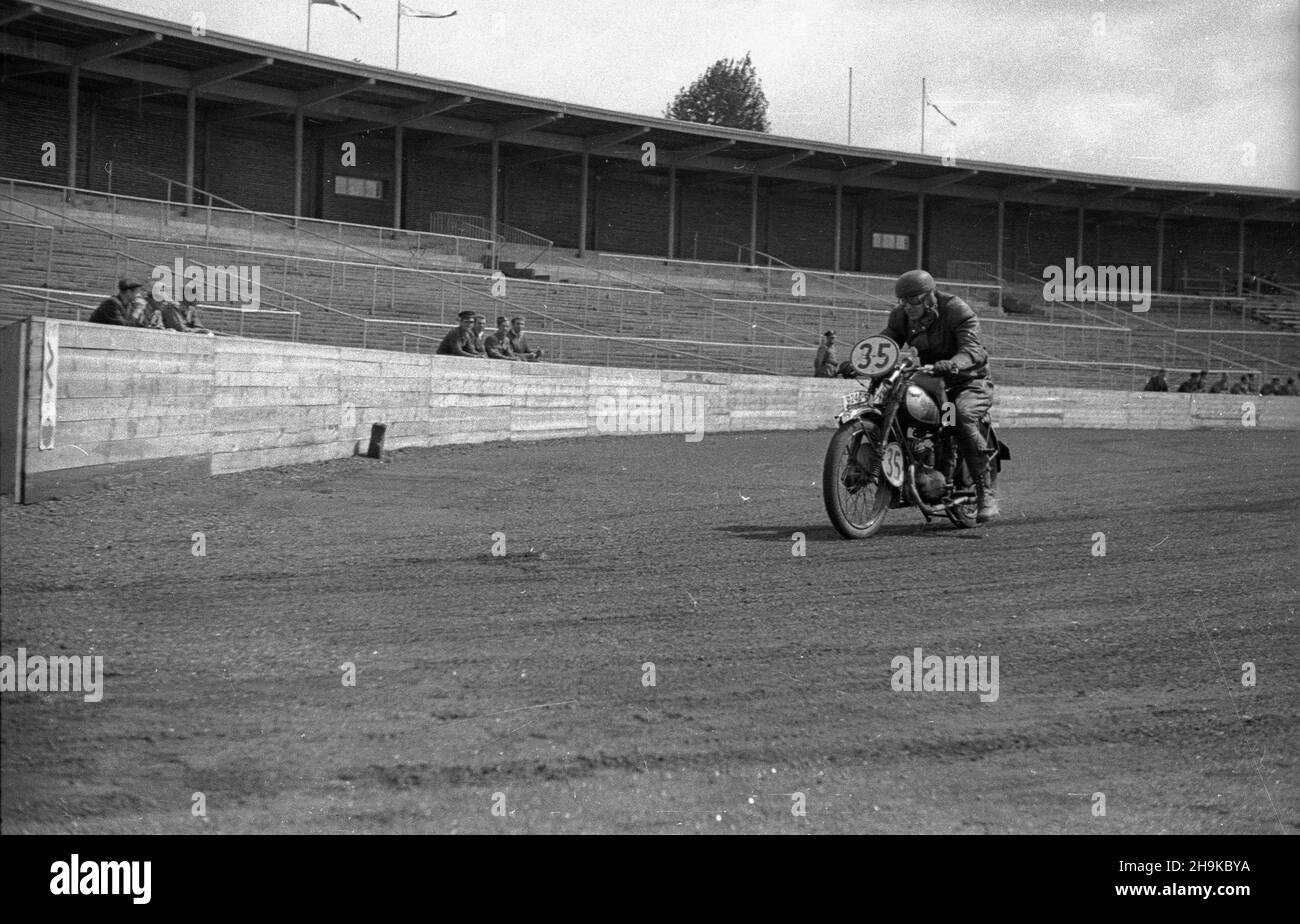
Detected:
[4,184,1296,385]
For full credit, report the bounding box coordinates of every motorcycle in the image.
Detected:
[822,335,1010,539]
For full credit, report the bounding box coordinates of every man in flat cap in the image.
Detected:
[437,310,483,357]
[90,278,144,326]
[814,330,838,377]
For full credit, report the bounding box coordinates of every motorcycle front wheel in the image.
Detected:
[823,421,894,539]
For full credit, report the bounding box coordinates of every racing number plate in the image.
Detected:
[849,335,900,377]
[841,390,872,411]
[881,442,905,487]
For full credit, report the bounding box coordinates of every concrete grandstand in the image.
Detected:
[1,0,1297,388]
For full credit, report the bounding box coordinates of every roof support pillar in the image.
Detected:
[66,66,79,196]
[1156,213,1166,292]
[185,89,196,207]
[577,150,589,258]
[1236,218,1245,296]
[995,197,1005,305]
[667,165,677,260]
[393,124,403,229]
[833,183,843,273]
[489,139,500,269]
[916,191,926,269]
[293,111,304,219]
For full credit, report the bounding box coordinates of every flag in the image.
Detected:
[311,0,362,21]
[927,97,957,127]
[400,3,457,17]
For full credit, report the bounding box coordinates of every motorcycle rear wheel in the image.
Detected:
[823,422,894,539]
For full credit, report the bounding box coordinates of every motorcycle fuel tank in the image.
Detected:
[904,384,941,426]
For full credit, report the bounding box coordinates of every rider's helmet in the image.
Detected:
[894,269,936,301]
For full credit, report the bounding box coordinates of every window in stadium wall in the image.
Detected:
[872,233,910,250]
[334,176,385,199]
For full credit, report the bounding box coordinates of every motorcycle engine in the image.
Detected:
[913,465,947,503]
[907,435,935,468]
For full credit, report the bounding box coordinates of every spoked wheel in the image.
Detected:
[823,422,894,539]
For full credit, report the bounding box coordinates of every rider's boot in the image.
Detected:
[966,451,1000,524]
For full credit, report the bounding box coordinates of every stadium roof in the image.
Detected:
[2,0,1297,224]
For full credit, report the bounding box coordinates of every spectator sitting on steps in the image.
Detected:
[1261,377,1283,396]
[1176,372,1201,393]
[1282,377,1299,396]
[1143,368,1168,392]
[149,294,211,335]
[90,278,144,326]
[467,314,487,356]
[1229,375,1250,395]
[484,316,518,361]
[1207,372,1229,394]
[437,311,482,357]
[136,292,166,329]
[508,317,542,361]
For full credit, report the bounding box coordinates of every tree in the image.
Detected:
[665,53,771,133]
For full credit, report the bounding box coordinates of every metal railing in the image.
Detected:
[5,176,1295,387]
[0,282,300,341]
[2,174,488,269]
[428,210,555,274]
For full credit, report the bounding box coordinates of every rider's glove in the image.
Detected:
[931,359,960,376]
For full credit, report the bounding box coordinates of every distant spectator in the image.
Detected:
[136,293,166,330]
[1143,368,1168,392]
[507,317,542,362]
[1246,374,1260,395]
[90,278,144,326]
[483,316,518,361]
[1261,377,1283,396]
[1197,369,1208,392]
[1207,372,1229,394]
[1229,375,1250,395]
[466,314,487,356]
[814,330,838,377]
[1176,372,1201,393]
[1264,271,1279,296]
[437,311,481,357]
[158,298,210,334]
[1282,377,1299,396]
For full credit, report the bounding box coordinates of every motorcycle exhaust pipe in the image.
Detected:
[906,465,974,518]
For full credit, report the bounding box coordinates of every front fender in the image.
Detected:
[836,406,884,428]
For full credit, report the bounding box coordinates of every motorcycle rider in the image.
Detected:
[878,269,999,523]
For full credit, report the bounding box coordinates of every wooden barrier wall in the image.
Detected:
[5,318,1300,502]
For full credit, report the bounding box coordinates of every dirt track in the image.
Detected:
[1,427,1296,834]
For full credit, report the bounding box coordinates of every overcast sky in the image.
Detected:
[84,0,1299,190]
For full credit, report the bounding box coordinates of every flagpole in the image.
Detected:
[847,67,853,145]
[920,76,926,155]
[396,4,402,70]
[306,1,312,52]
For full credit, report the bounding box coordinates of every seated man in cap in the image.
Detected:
[483,316,519,360]
[90,278,145,326]
[437,311,483,357]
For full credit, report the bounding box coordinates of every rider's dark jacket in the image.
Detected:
[879,291,988,385]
